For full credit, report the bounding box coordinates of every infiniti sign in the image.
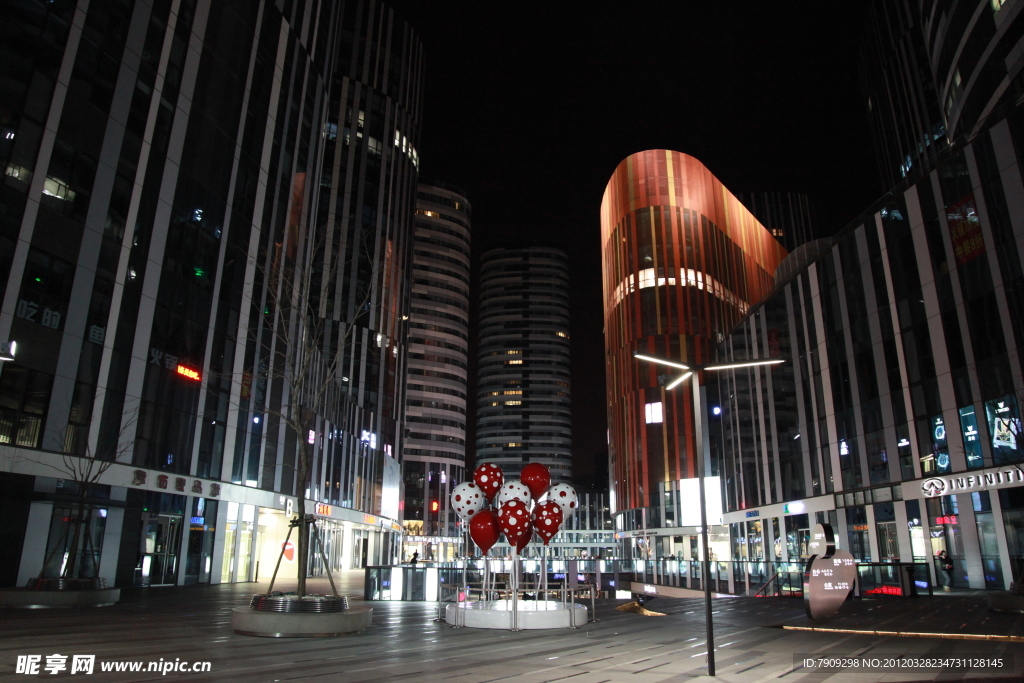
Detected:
[917,466,1024,497]
[920,478,948,497]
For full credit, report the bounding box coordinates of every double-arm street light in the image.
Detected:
[633,353,784,677]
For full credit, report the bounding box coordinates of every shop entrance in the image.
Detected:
[138,513,182,586]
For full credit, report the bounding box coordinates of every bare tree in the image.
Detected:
[239,213,385,598]
[20,409,137,583]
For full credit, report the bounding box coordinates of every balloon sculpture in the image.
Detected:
[452,462,578,615]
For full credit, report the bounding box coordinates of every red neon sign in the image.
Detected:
[176,364,201,381]
[935,515,958,525]
[863,585,903,596]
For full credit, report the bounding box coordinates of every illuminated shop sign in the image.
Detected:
[919,466,1024,497]
[745,510,760,518]
[986,396,1021,462]
[946,194,985,265]
[934,515,958,525]
[176,364,202,381]
[783,501,805,514]
[959,406,983,465]
[315,503,331,516]
[930,415,950,473]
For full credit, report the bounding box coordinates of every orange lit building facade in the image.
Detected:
[601,150,787,530]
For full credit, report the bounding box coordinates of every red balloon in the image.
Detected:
[498,499,531,546]
[531,500,563,545]
[514,521,533,551]
[474,463,504,500]
[469,510,500,555]
[520,462,551,500]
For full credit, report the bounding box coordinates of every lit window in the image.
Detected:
[506,442,522,447]
[506,349,521,354]
[503,390,522,395]
[42,176,75,202]
[645,402,663,424]
[506,400,521,405]
[556,331,568,338]
[506,359,522,364]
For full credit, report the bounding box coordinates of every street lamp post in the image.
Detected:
[634,353,784,677]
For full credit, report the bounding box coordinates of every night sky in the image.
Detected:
[385,2,883,485]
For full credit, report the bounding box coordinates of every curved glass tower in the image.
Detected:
[402,181,471,560]
[476,247,572,484]
[601,150,786,531]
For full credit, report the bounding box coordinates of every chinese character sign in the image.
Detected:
[946,194,985,266]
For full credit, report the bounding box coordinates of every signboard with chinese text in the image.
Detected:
[946,194,985,265]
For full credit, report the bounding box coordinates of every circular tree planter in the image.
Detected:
[1,578,120,609]
[232,594,372,637]
[988,591,1024,614]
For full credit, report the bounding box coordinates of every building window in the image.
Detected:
[645,402,663,424]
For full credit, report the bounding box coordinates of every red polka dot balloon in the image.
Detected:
[498,499,531,547]
[514,521,533,551]
[546,483,578,519]
[531,500,563,545]
[450,481,484,520]
[473,463,504,501]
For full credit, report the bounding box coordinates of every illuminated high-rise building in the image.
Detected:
[401,181,471,561]
[600,150,787,546]
[0,0,420,588]
[475,247,572,484]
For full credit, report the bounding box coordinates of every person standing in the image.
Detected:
[409,551,419,566]
[936,550,954,591]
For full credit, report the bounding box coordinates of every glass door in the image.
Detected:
[138,513,182,586]
[876,521,899,561]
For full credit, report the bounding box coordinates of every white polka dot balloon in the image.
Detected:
[546,483,578,518]
[496,479,532,507]
[450,481,485,520]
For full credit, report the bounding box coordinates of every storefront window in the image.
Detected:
[785,513,809,560]
[985,395,1022,465]
[845,506,871,561]
[905,499,929,562]
[924,414,951,474]
[999,487,1024,583]
[221,502,238,583]
[959,405,984,469]
[42,505,107,579]
[926,495,964,587]
[747,520,764,560]
[897,424,915,479]
[972,491,1003,589]
[184,498,217,585]
[874,502,899,561]
[237,504,255,581]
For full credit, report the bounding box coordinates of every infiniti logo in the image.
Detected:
[921,478,948,497]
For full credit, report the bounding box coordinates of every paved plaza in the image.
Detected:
[2,573,1024,682]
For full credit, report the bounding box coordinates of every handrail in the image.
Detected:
[753,571,782,598]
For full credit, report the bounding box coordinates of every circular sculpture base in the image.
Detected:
[446,600,588,629]
[231,604,372,637]
[0,588,120,609]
